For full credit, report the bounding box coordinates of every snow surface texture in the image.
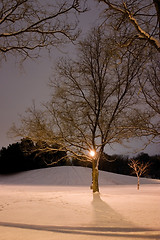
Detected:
[0,166,160,240]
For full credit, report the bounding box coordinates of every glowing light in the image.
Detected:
[89,150,96,157]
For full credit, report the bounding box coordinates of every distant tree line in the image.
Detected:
[0,138,67,174]
[0,139,160,179]
[72,152,160,180]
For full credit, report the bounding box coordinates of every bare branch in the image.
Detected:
[0,0,86,62]
[98,0,160,52]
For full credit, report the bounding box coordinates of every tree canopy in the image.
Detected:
[9,27,156,191]
[0,0,86,62]
[98,0,160,52]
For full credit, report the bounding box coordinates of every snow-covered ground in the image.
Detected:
[0,166,159,240]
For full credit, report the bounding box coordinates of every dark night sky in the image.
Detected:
[0,1,159,156]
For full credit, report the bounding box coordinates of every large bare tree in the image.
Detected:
[0,0,86,62]
[138,54,160,139]
[10,27,153,192]
[97,0,160,141]
[49,28,153,192]
[98,0,160,52]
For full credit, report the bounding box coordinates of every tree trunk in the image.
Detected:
[92,158,99,193]
[137,176,140,190]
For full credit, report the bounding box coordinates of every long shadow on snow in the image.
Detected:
[92,193,133,228]
[0,193,159,239]
[0,221,159,239]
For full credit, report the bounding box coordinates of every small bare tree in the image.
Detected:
[128,159,150,190]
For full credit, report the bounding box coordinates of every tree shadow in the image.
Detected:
[0,192,159,239]
[91,193,136,228]
[0,221,159,239]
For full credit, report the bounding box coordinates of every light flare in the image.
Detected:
[89,150,96,157]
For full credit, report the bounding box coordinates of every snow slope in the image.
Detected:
[0,166,159,186]
[0,166,160,240]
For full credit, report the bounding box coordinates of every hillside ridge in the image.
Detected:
[0,166,159,186]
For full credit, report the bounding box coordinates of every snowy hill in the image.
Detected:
[0,166,159,186]
[0,166,160,240]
